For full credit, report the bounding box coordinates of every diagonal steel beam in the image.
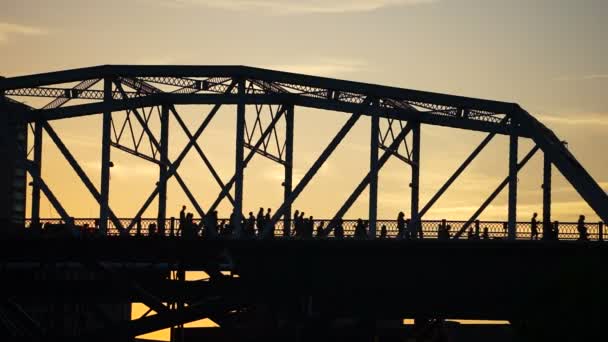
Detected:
[207,106,287,213]
[77,297,240,341]
[83,261,170,315]
[43,122,125,232]
[1,298,44,338]
[114,82,205,223]
[263,99,372,238]
[417,118,508,220]
[22,160,73,225]
[327,122,414,233]
[517,107,608,223]
[125,83,237,230]
[170,106,236,206]
[379,143,413,166]
[453,145,540,239]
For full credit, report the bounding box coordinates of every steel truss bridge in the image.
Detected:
[1,65,608,341]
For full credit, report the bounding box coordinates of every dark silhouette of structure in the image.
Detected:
[1,66,607,341]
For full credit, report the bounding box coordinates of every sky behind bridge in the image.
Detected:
[1,0,607,223]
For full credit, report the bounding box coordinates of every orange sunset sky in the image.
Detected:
[2,0,607,224]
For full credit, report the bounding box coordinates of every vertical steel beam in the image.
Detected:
[508,124,519,240]
[410,121,421,238]
[330,123,413,228]
[265,106,367,237]
[31,122,43,225]
[42,123,125,231]
[207,108,286,214]
[369,109,379,238]
[234,79,246,236]
[542,153,552,238]
[453,145,540,238]
[283,105,294,237]
[158,105,169,236]
[24,162,72,225]
[99,78,112,235]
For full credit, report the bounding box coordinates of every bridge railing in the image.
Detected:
[24,218,605,241]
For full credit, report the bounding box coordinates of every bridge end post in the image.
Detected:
[99,77,113,235]
[369,106,379,238]
[410,121,421,238]
[234,79,246,236]
[31,122,43,226]
[283,105,294,237]
[157,104,169,236]
[508,121,518,240]
[542,153,552,239]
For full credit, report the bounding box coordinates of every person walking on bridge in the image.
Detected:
[577,215,589,241]
[179,205,186,233]
[397,212,406,239]
[354,218,368,239]
[531,212,539,240]
[256,207,264,236]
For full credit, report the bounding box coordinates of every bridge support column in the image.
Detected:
[158,105,169,236]
[369,108,379,238]
[234,80,246,236]
[31,122,43,226]
[410,121,421,238]
[100,78,112,235]
[283,105,294,237]
[508,125,518,240]
[542,153,552,239]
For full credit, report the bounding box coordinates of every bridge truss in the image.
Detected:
[1,65,606,239]
[0,65,608,340]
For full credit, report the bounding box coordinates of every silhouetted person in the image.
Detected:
[482,227,490,240]
[229,210,239,235]
[467,227,474,240]
[256,208,265,235]
[577,215,589,241]
[446,225,452,239]
[295,212,306,238]
[531,212,539,240]
[218,219,226,236]
[201,212,213,239]
[354,219,368,239]
[304,216,314,239]
[149,223,157,237]
[437,223,446,240]
[380,225,387,239]
[334,219,344,239]
[405,218,412,240]
[246,212,256,237]
[292,210,300,237]
[182,212,196,239]
[316,221,325,238]
[265,208,275,238]
[179,205,186,229]
[553,220,560,240]
[212,210,219,235]
[474,220,481,240]
[397,211,406,239]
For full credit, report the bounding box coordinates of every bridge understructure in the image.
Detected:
[0,65,607,341]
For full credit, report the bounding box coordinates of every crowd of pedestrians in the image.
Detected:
[22,205,596,242]
[170,206,594,241]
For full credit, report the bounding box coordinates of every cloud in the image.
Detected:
[161,0,437,14]
[264,58,365,76]
[0,22,47,44]
[553,74,608,82]
[83,160,157,179]
[537,113,608,127]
